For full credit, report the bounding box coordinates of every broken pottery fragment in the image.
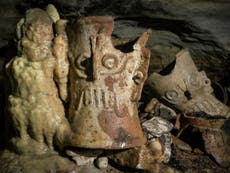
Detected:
[66,16,151,149]
[147,49,230,118]
[202,126,230,168]
[172,136,192,152]
[178,114,230,167]
[5,7,70,154]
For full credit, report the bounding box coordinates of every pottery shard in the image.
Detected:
[202,119,230,167]
[178,113,230,167]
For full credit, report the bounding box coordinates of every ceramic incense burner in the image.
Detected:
[67,16,151,149]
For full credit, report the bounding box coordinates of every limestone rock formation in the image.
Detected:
[5,7,70,154]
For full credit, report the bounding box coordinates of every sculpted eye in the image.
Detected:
[75,54,90,70]
[102,54,118,69]
[165,90,178,101]
[133,71,144,84]
[189,74,200,87]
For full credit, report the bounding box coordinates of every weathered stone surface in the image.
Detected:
[0,150,126,173]
[202,120,230,167]
[0,150,78,173]
[175,113,230,168]
[171,145,230,173]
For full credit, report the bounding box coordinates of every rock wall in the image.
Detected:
[1,0,230,80]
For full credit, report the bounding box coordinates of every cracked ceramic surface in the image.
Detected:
[66,16,151,149]
[147,49,230,118]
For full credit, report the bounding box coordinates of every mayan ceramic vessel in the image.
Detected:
[147,49,230,118]
[67,16,151,149]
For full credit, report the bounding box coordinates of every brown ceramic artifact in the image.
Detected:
[147,49,230,118]
[67,16,151,149]
[177,114,230,167]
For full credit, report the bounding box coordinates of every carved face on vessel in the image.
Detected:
[147,49,230,117]
[67,16,151,149]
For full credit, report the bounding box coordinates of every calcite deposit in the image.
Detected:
[5,8,70,154]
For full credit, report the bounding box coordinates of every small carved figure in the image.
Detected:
[6,8,70,153]
[66,16,151,149]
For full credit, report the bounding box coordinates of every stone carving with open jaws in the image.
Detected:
[147,49,230,118]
